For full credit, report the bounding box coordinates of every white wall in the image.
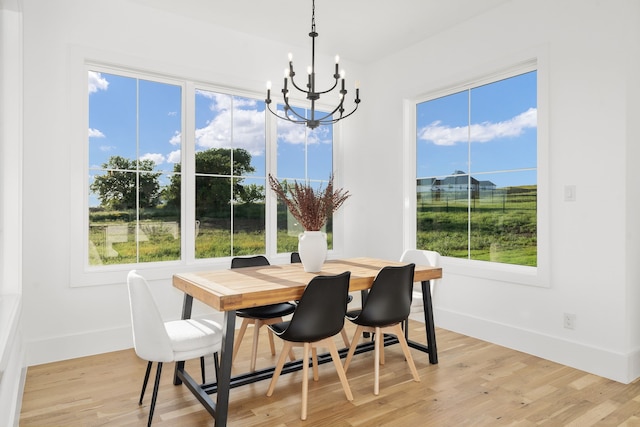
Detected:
[348,0,640,383]
[17,0,640,385]
[19,0,364,365]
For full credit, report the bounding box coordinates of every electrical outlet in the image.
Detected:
[564,313,576,329]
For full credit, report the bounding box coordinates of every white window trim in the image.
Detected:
[68,49,343,287]
[403,46,550,288]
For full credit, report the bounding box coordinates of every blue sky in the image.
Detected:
[88,70,536,207]
[416,70,537,188]
[88,71,334,206]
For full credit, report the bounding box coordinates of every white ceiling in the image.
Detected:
[129,0,511,64]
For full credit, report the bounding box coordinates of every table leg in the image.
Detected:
[421,280,438,364]
[215,310,236,426]
[174,293,195,385]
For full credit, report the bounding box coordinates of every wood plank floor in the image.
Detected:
[20,320,640,426]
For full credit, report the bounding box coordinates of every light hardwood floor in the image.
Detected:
[20,320,640,426]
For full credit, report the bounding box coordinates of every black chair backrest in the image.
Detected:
[356,264,416,327]
[279,271,351,343]
[291,252,301,263]
[231,255,270,269]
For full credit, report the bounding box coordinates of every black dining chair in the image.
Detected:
[343,263,420,395]
[231,255,297,371]
[266,271,353,420]
[291,252,352,347]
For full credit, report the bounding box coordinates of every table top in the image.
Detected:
[173,257,442,312]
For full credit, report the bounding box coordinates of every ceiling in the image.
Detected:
[129,0,511,64]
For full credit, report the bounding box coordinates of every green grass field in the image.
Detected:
[417,186,537,266]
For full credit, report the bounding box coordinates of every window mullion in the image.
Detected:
[183,82,196,262]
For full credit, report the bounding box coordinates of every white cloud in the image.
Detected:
[167,149,181,164]
[418,107,537,146]
[88,71,109,94]
[88,128,105,138]
[99,145,115,152]
[140,153,166,165]
[195,105,266,155]
[169,130,181,146]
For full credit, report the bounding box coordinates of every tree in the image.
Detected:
[90,156,162,210]
[164,148,256,217]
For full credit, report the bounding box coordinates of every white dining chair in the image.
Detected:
[126,270,223,426]
[399,249,441,313]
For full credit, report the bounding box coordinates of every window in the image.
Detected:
[416,69,537,267]
[274,105,334,253]
[86,67,334,269]
[88,72,182,265]
[192,90,266,258]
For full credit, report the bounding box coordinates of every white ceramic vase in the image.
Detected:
[298,231,327,272]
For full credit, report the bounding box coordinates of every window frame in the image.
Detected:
[70,58,341,287]
[403,54,550,288]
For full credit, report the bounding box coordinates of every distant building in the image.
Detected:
[417,170,495,200]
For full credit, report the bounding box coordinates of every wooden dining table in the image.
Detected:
[172,257,442,426]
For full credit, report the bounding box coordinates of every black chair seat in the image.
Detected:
[237,303,296,319]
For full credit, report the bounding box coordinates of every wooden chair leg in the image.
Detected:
[374,326,381,395]
[250,319,262,372]
[139,361,153,405]
[311,347,319,381]
[340,327,350,348]
[301,342,310,420]
[266,341,292,397]
[232,318,252,364]
[267,327,276,355]
[344,325,364,372]
[324,338,353,401]
[390,323,420,382]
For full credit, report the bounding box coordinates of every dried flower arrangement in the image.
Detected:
[268,174,351,231]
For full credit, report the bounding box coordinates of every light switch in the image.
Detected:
[564,185,576,202]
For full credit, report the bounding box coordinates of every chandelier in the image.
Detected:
[265,0,361,129]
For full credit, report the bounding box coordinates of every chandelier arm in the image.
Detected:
[288,76,310,95]
[322,103,359,124]
[264,0,361,129]
[284,107,309,122]
[312,79,340,96]
[308,100,347,123]
[315,104,359,126]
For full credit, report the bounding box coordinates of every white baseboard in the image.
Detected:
[26,325,132,366]
[434,308,639,384]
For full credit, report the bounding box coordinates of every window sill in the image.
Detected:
[441,256,548,288]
